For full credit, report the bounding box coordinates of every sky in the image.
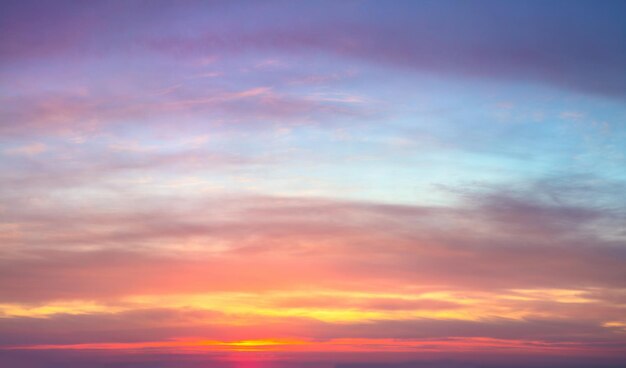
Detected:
[1,0,626,367]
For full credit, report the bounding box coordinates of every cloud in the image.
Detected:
[272,296,460,311]
[3,143,47,156]
[0,85,378,138]
[335,360,626,368]
[1,309,625,351]
[3,1,625,98]
[0,175,624,304]
[145,1,626,97]
[1,1,625,365]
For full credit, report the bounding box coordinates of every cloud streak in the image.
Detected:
[1,1,625,366]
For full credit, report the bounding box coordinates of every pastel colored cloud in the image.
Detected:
[1,1,625,367]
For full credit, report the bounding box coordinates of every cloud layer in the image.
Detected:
[1,1,625,367]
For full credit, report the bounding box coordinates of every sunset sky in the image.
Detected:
[1,1,626,367]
